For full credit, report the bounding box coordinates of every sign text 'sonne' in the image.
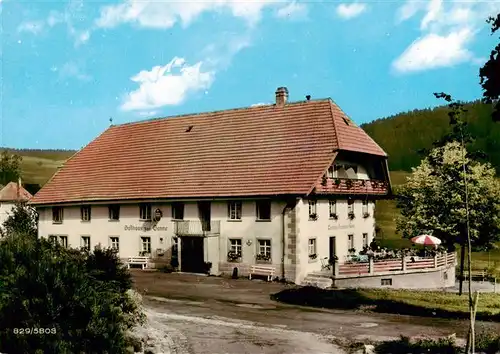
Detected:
[328,224,355,230]
[124,225,168,232]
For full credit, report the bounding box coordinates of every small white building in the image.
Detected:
[30,87,392,284]
[0,180,33,227]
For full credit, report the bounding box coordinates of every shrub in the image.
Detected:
[0,234,144,354]
[375,336,459,354]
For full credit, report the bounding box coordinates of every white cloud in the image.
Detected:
[392,29,474,73]
[96,0,277,30]
[395,1,426,23]
[275,1,308,21]
[53,62,92,82]
[121,57,214,111]
[392,1,497,73]
[17,20,45,34]
[138,111,158,117]
[336,3,367,20]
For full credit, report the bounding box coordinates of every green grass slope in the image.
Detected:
[0,148,76,186]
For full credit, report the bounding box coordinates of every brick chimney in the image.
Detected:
[275,87,289,107]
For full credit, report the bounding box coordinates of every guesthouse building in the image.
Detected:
[30,87,392,284]
[0,180,33,226]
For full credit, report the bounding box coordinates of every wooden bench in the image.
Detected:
[463,270,488,282]
[249,265,276,282]
[127,256,150,270]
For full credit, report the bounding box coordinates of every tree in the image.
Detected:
[0,202,38,238]
[0,150,22,186]
[480,13,500,122]
[0,234,145,353]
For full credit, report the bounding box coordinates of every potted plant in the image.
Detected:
[363,212,370,218]
[256,253,271,262]
[345,179,354,189]
[309,213,318,220]
[370,180,378,189]
[227,250,241,262]
[204,261,212,274]
[334,178,341,186]
[321,175,328,187]
[328,255,338,265]
[360,180,366,187]
[348,248,356,255]
[309,253,317,261]
[330,213,338,220]
[348,211,355,220]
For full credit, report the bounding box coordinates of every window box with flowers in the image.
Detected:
[309,213,318,221]
[308,253,318,262]
[227,250,242,263]
[363,212,370,218]
[348,211,355,220]
[330,213,338,220]
[348,248,356,255]
[256,253,271,263]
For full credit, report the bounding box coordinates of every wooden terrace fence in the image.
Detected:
[337,252,456,277]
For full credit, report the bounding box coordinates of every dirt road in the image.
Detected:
[133,272,499,353]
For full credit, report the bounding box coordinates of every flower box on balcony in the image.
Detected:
[227,250,242,263]
[334,178,341,186]
[256,253,271,263]
[345,179,354,189]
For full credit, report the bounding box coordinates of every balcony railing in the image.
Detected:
[314,178,390,195]
[174,220,221,236]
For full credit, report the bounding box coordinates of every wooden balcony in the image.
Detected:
[313,178,390,196]
[174,220,221,237]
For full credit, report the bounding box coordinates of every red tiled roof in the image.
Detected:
[0,182,33,202]
[30,99,387,205]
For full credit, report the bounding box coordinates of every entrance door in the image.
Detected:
[180,236,205,273]
[198,201,211,232]
[329,236,336,262]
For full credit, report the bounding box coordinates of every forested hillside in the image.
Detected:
[361,101,500,174]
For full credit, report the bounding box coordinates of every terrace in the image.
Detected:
[313,177,390,196]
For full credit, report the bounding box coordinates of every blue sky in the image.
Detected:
[2,0,499,150]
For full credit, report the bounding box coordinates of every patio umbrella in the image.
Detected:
[411,234,441,247]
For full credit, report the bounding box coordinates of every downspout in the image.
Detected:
[281,204,287,280]
[281,198,295,281]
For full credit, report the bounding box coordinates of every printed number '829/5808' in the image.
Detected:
[13,328,56,335]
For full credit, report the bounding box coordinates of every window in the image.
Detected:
[228,201,242,220]
[348,234,354,250]
[347,199,354,213]
[327,166,335,178]
[362,233,368,248]
[110,236,119,251]
[109,205,120,220]
[256,200,271,220]
[329,200,337,218]
[171,203,184,220]
[308,200,317,219]
[81,236,91,251]
[52,207,63,223]
[48,235,58,244]
[141,236,151,254]
[81,205,91,222]
[59,236,68,248]
[362,200,369,214]
[381,278,392,286]
[308,238,317,258]
[228,238,242,261]
[139,203,152,221]
[256,239,271,262]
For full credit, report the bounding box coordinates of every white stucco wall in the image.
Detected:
[37,195,377,283]
[37,200,288,275]
[0,202,15,228]
[296,198,376,282]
